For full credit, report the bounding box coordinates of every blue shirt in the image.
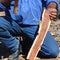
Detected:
[58,3,60,10]
[0,0,58,25]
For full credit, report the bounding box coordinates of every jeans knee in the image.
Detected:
[50,48,59,57]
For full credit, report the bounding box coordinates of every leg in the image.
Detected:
[0,17,21,60]
[38,32,59,58]
[20,25,38,56]
[20,25,59,58]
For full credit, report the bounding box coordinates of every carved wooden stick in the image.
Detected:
[26,9,51,60]
[13,0,18,14]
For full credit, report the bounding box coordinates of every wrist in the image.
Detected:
[47,2,57,9]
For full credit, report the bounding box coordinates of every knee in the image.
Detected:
[50,47,59,57]
[0,27,7,34]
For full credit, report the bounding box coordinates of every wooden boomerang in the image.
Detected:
[26,9,51,60]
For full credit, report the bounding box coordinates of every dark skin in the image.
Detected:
[47,2,58,20]
[0,0,12,7]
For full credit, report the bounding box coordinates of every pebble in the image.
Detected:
[49,20,60,46]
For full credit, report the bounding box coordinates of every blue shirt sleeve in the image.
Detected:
[0,3,6,11]
[43,0,58,8]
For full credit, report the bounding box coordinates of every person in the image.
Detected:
[0,0,59,60]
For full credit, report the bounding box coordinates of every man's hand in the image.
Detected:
[47,8,57,20]
[47,2,58,20]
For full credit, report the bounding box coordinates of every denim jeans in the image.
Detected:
[8,49,19,60]
[0,16,59,60]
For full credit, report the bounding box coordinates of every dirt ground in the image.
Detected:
[49,19,60,47]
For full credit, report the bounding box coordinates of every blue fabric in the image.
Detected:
[0,0,58,25]
[39,32,59,57]
[43,0,58,7]
[9,0,58,25]
[19,25,59,57]
[0,3,6,10]
[0,16,59,57]
[0,0,59,57]
[0,17,20,52]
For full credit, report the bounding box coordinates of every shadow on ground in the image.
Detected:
[0,43,10,58]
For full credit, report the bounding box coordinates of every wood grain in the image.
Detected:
[27,9,51,60]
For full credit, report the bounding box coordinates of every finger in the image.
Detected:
[50,16,56,20]
[50,17,54,20]
[48,8,57,15]
[49,15,57,20]
[49,12,57,17]
[51,12,57,16]
[49,14,57,18]
[50,8,57,13]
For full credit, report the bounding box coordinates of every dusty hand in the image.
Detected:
[47,8,57,20]
[47,2,58,20]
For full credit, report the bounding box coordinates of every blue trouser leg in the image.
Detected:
[0,16,59,58]
[38,32,59,58]
[20,25,59,58]
[0,17,21,52]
